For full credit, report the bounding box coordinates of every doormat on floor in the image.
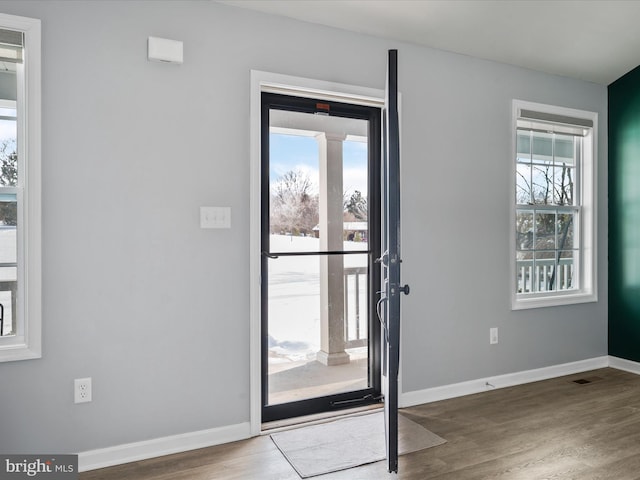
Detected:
[270,411,446,478]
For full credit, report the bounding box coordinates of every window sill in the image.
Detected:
[512,290,597,310]
[0,338,41,362]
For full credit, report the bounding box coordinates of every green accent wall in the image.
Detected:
[609,65,640,361]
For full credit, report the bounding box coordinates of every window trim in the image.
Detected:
[511,100,597,310]
[0,13,41,361]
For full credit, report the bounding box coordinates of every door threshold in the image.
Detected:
[261,403,382,434]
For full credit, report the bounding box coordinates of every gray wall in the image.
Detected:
[0,0,607,454]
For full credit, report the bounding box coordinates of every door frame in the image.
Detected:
[249,70,390,434]
[260,91,382,423]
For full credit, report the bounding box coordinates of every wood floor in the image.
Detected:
[80,368,640,479]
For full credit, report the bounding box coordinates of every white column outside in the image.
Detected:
[316,132,349,366]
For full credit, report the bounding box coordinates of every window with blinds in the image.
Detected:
[0,14,41,362]
[512,101,597,310]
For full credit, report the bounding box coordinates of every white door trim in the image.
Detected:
[249,70,384,435]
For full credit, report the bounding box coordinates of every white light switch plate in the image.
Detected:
[200,207,231,229]
[490,327,499,345]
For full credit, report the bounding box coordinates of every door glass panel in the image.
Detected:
[265,105,372,410]
[268,110,369,254]
[266,253,369,406]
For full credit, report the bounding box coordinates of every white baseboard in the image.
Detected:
[78,422,251,472]
[400,356,609,408]
[609,355,640,375]
[79,355,637,472]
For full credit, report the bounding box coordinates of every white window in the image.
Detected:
[0,14,41,361]
[512,100,597,310]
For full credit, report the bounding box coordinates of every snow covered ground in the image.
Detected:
[267,234,368,364]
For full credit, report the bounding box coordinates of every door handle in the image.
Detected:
[399,284,410,295]
[375,252,388,265]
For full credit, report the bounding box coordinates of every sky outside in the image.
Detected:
[269,132,368,197]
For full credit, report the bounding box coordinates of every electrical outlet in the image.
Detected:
[74,377,92,404]
[490,327,499,345]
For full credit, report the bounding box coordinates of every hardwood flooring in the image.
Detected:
[80,368,640,479]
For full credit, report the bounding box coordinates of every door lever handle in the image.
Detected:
[399,284,410,295]
[375,252,389,266]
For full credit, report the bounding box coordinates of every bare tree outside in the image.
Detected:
[0,139,17,226]
[270,170,370,239]
[344,190,367,221]
[0,139,17,187]
[270,169,319,236]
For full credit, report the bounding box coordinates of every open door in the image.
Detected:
[381,49,408,474]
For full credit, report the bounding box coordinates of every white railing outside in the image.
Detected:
[517,258,574,293]
[344,266,367,348]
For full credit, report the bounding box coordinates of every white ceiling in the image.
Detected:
[217,0,640,85]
